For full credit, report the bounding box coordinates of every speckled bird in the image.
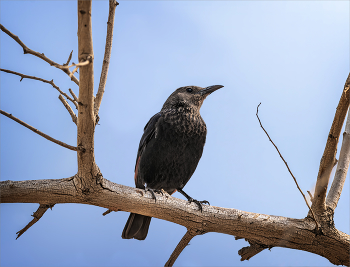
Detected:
[122,85,223,240]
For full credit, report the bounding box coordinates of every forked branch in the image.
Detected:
[94,0,119,117]
[312,73,350,213]
[256,103,319,229]
[326,105,350,210]
[0,68,78,109]
[16,204,55,239]
[0,110,79,151]
[0,24,79,85]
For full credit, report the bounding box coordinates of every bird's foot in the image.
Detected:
[188,198,210,212]
[145,188,163,202]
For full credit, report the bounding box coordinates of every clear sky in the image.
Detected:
[1,1,349,266]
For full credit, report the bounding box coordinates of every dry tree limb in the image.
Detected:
[256,103,320,229]
[238,239,269,261]
[326,105,350,211]
[58,95,77,125]
[0,24,79,85]
[312,73,350,213]
[16,204,55,239]
[165,229,196,267]
[0,68,78,109]
[94,0,119,117]
[102,209,113,216]
[0,109,79,151]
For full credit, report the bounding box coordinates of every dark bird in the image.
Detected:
[122,85,223,240]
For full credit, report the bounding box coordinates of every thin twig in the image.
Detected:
[0,109,79,151]
[165,229,196,267]
[60,59,90,70]
[102,209,113,216]
[307,191,314,203]
[69,88,79,103]
[0,24,79,85]
[94,0,119,117]
[16,204,55,239]
[0,68,78,109]
[58,95,77,125]
[256,103,320,229]
[64,50,73,66]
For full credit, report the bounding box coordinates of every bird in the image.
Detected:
[122,84,223,240]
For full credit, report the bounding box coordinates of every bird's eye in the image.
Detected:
[186,87,193,93]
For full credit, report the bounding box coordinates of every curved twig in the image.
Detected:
[0,24,79,85]
[0,68,78,109]
[0,109,79,151]
[256,103,320,229]
[58,95,77,125]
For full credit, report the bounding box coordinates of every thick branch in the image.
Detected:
[77,0,99,184]
[313,73,350,213]
[16,204,55,239]
[58,95,77,125]
[326,105,350,210]
[0,68,78,109]
[1,177,349,266]
[0,24,79,85]
[0,110,78,151]
[94,0,118,117]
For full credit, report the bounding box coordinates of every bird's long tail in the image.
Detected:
[122,213,152,240]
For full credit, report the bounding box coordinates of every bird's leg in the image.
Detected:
[177,188,210,212]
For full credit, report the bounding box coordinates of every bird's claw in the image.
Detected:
[188,198,210,212]
[146,188,163,202]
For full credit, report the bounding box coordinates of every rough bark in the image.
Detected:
[0,177,349,266]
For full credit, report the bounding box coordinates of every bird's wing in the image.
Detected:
[134,112,162,187]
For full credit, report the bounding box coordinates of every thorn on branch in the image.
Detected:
[256,103,320,230]
[16,204,55,239]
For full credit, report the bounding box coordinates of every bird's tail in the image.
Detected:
[122,213,152,240]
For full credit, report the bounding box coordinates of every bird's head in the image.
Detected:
[162,85,223,112]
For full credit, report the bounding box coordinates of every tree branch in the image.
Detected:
[326,105,350,211]
[0,68,78,109]
[63,50,73,66]
[312,73,350,213]
[58,95,77,125]
[0,109,78,151]
[256,103,319,229]
[94,0,118,118]
[1,177,349,266]
[77,0,99,185]
[0,24,79,85]
[16,204,55,239]
[165,229,196,267]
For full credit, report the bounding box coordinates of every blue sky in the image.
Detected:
[1,1,349,266]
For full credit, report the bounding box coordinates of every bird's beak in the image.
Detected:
[199,85,224,96]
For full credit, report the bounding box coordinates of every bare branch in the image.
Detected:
[16,204,55,239]
[0,68,78,109]
[69,88,79,103]
[1,177,349,266]
[58,95,77,125]
[60,59,90,70]
[312,73,350,213]
[64,50,73,66]
[0,109,78,151]
[238,239,268,261]
[0,24,79,85]
[102,209,113,216]
[165,229,196,267]
[256,103,320,229]
[94,0,119,117]
[326,105,350,211]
